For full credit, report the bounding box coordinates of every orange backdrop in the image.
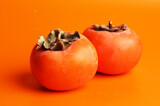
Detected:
[0,0,160,105]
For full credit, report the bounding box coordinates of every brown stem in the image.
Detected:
[109,21,112,29]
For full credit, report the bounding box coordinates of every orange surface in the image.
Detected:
[0,0,160,105]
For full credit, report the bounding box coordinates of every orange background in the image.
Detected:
[0,0,160,105]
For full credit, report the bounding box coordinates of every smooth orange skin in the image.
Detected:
[83,26,142,75]
[30,35,98,91]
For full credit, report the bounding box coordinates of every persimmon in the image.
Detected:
[83,21,142,75]
[30,29,98,91]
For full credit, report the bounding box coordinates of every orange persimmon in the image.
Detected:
[30,29,98,91]
[83,21,142,75]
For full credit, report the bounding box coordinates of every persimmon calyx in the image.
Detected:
[94,21,127,32]
[36,29,80,51]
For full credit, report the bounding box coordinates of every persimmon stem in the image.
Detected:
[109,21,112,29]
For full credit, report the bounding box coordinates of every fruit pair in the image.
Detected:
[30,21,142,91]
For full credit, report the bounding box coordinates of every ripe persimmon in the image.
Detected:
[30,29,98,91]
[83,21,142,75]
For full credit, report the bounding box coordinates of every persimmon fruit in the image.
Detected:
[30,29,98,91]
[82,21,142,75]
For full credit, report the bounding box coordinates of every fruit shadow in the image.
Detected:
[15,71,84,93]
[15,69,133,93]
[94,70,131,79]
[15,72,53,92]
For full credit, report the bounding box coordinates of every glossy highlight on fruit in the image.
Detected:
[30,29,98,91]
[83,21,142,75]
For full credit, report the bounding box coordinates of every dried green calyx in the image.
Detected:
[36,29,80,51]
[94,21,128,32]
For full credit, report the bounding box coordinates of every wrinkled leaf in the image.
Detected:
[36,36,45,49]
[37,29,80,51]
[93,22,127,32]
[48,30,56,40]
